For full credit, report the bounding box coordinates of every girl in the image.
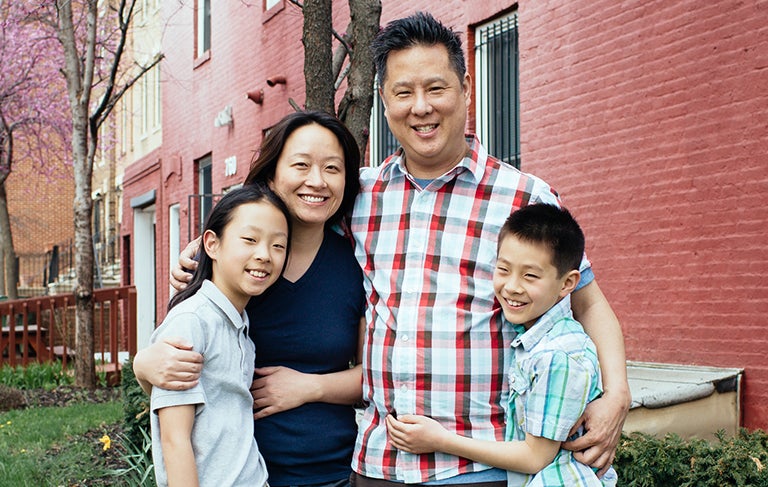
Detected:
[149,183,291,487]
[137,111,365,486]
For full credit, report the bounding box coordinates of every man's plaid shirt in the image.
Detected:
[350,136,593,483]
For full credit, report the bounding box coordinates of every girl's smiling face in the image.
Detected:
[206,200,289,312]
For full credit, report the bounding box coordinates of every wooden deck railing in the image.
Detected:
[0,286,137,371]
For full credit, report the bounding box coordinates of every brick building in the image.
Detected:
[120,1,768,428]
[6,153,74,289]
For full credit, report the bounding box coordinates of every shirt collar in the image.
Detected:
[510,295,573,351]
[382,134,486,185]
[199,280,249,332]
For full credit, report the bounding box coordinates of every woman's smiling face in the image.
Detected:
[269,123,346,228]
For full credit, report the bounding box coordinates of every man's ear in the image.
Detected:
[462,73,472,107]
[202,230,219,261]
[378,85,388,111]
[559,270,581,298]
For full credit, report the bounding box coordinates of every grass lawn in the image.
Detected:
[0,400,123,486]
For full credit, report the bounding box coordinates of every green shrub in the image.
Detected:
[121,357,151,448]
[109,427,156,485]
[615,429,768,486]
[0,361,74,390]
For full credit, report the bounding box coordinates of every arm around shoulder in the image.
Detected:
[133,337,204,392]
[570,280,630,405]
[566,280,631,473]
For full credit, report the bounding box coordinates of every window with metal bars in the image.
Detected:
[475,13,520,168]
[368,83,399,167]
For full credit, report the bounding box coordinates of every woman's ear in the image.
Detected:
[202,229,219,260]
[559,270,581,298]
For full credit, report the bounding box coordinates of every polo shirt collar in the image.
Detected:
[199,280,249,332]
[511,295,573,351]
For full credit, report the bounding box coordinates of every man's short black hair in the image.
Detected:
[371,11,466,87]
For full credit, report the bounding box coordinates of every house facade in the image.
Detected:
[120,0,768,429]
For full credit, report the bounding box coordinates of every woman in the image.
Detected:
[133,111,365,487]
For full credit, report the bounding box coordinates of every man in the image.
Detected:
[349,12,630,486]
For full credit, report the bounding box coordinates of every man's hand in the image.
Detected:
[562,390,630,476]
[170,237,202,291]
[250,366,317,419]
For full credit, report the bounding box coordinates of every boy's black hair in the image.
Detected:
[499,204,585,277]
[371,11,466,88]
[167,182,291,312]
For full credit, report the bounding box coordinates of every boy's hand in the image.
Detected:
[385,414,448,454]
[562,390,629,476]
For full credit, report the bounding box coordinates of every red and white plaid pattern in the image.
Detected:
[350,136,584,482]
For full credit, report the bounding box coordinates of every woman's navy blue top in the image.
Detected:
[246,230,364,485]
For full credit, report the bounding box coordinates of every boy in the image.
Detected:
[386,203,618,486]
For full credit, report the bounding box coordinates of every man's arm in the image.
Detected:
[386,414,560,474]
[566,280,631,473]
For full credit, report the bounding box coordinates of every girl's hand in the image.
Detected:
[385,414,449,454]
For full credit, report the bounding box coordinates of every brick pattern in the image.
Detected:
[121,0,768,428]
[6,158,74,255]
[518,1,768,429]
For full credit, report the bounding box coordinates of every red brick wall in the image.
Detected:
[518,1,768,429]
[6,154,74,287]
[123,0,768,428]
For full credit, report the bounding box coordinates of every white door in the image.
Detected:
[133,205,156,350]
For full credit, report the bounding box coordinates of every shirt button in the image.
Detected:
[401,335,409,342]
[510,376,516,383]
[400,384,408,392]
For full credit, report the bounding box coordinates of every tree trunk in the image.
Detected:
[72,120,96,388]
[57,0,97,389]
[338,0,381,160]
[0,130,18,299]
[303,0,335,113]
[0,182,19,299]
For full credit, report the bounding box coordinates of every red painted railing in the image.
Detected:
[0,286,137,371]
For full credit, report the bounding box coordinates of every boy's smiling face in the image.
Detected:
[493,234,579,329]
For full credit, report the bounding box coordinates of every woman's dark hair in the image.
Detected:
[168,182,291,312]
[372,11,466,88]
[244,110,361,227]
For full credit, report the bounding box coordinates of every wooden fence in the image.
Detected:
[0,286,137,373]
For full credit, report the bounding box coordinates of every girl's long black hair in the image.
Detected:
[167,182,291,312]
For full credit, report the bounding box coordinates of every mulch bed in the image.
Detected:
[22,385,122,408]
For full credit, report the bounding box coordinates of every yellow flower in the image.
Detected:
[99,434,112,451]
